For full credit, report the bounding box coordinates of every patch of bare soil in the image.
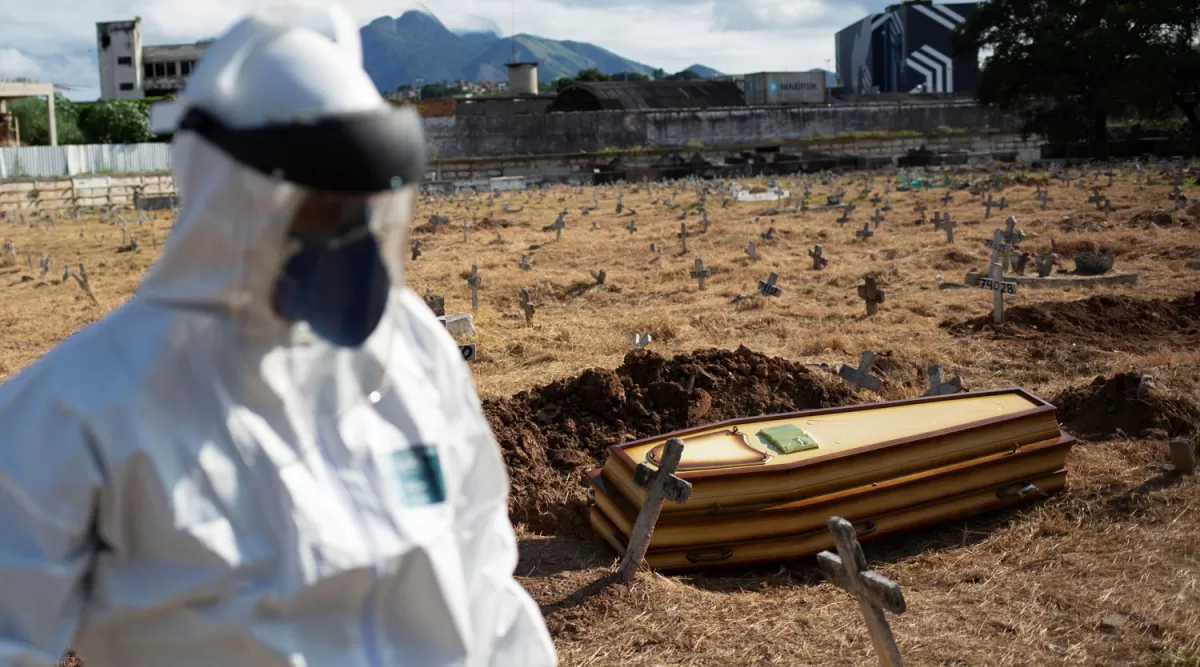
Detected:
[484,346,853,537]
[1052,372,1200,440]
[943,292,1200,351]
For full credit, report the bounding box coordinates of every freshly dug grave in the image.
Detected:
[943,292,1200,351]
[483,346,853,537]
[1052,372,1200,440]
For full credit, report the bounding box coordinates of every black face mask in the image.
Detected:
[272,207,391,347]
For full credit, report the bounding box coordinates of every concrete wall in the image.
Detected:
[424,100,1019,158]
[1,132,1037,213]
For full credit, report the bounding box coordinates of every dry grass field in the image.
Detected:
[3,164,1200,666]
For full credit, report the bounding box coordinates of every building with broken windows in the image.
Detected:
[96,19,210,101]
[834,0,981,96]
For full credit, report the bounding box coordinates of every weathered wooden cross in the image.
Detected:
[617,438,692,582]
[858,274,886,316]
[838,351,883,391]
[758,272,783,298]
[982,193,1008,218]
[856,222,875,242]
[977,230,1018,324]
[922,364,965,396]
[518,287,536,325]
[466,265,482,314]
[914,200,927,221]
[870,208,886,229]
[817,517,908,667]
[744,241,762,261]
[625,219,638,234]
[939,214,957,243]
[678,222,691,253]
[410,240,422,261]
[837,203,855,227]
[1036,189,1053,210]
[809,244,829,270]
[690,258,712,291]
[941,189,953,206]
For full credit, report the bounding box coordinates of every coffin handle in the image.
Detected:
[686,546,734,563]
[996,481,1039,499]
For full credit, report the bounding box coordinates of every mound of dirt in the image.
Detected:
[1055,212,1116,233]
[1127,208,1196,229]
[1052,372,1200,440]
[943,292,1200,351]
[483,346,853,537]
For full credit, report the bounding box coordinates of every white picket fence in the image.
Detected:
[0,143,173,180]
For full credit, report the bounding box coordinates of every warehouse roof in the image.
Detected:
[546,80,746,112]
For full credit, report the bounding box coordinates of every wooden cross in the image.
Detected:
[466,265,482,314]
[809,244,828,270]
[410,241,422,261]
[1098,198,1115,215]
[518,287,536,325]
[914,200,927,221]
[761,227,777,241]
[940,214,957,243]
[817,517,908,667]
[461,218,471,243]
[882,198,892,213]
[617,438,692,582]
[977,230,1018,324]
[837,203,855,226]
[922,364,965,396]
[856,222,875,242]
[838,351,883,391]
[690,258,712,291]
[552,212,566,241]
[941,190,953,205]
[678,222,690,254]
[744,241,762,261]
[758,272,782,297]
[626,219,638,234]
[1036,189,1052,210]
[857,274,886,316]
[982,193,1002,218]
[870,208,886,229]
[1087,186,1104,205]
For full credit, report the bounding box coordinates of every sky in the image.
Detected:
[0,0,891,101]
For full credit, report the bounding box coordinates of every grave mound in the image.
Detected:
[483,346,852,537]
[1052,372,1200,440]
[943,292,1200,350]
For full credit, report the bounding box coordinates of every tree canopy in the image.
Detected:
[956,0,1200,157]
[7,94,162,146]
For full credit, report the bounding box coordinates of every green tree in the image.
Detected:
[7,93,86,145]
[76,100,155,144]
[955,0,1154,159]
[419,82,467,99]
[574,68,611,83]
[666,69,702,81]
[1126,0,1200,154]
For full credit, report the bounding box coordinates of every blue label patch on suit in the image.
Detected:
[390,446,446,507]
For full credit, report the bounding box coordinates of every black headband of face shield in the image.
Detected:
[178,106,428,193]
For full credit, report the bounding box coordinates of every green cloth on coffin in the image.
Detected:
[758,424,819,454]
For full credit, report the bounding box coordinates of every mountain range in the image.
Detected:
[360,10,722,93]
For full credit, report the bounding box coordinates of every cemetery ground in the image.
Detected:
[3,167,1200,666]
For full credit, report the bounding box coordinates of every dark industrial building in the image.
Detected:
[546,80,746,113]
[835,0,981,96]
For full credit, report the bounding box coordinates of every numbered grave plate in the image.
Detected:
[458,344,478,362]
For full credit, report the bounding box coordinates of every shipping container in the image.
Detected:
[742,71,827,105]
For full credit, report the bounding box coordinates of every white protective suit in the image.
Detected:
[0,6,556,667]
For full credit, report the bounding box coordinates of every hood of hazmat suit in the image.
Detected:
[0,5,556,667]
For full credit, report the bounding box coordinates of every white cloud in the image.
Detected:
[2,0,872,101]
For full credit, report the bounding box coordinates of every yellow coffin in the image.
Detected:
[591,469,1068,572]
[588,434,1074,549]
[600,389,1062,513]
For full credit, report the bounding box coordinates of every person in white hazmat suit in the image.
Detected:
[0,5,557,667]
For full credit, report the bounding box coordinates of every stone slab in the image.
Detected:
[963,271,1139,289]
[440,313,476,338]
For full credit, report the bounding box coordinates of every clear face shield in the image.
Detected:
[272,186,417,349]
